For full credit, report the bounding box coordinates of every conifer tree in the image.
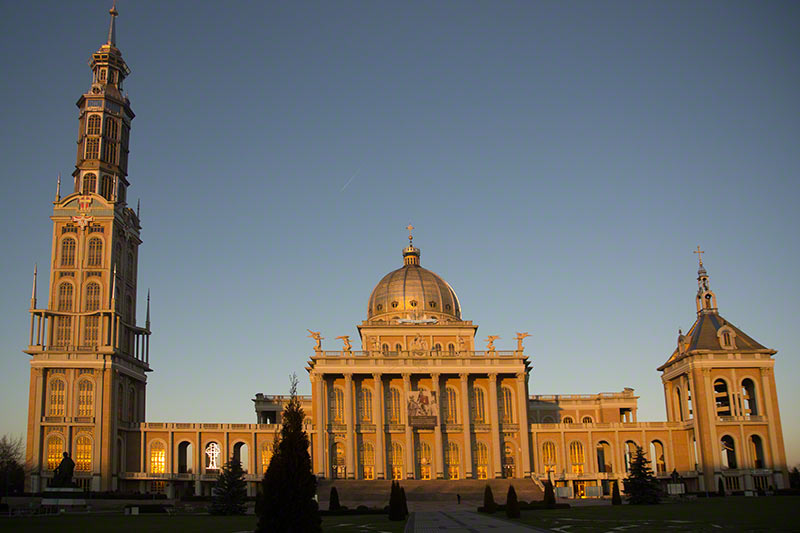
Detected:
[611,480,622,505]
[718,478,726,497]
[482,484,497,514]
[388,480,404,521]
[623,446,660,504]
[329,486,341,511]
[543,480,556,508]
[256,374,321,532]
[506,484,520,518]
[210,458,247,515]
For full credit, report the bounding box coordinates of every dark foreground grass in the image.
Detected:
[517,496,799,532]
[0,513,406,533]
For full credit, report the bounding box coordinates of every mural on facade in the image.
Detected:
[407,390,438,427]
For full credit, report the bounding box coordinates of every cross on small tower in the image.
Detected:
[693,245,705,267]
[406,224,414,244]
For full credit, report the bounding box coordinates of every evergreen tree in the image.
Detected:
[717,478,726,497]
[482,484,497,514]
[789,467,800,489]
[388,481,404,521]
[623,446,660,504]
[329,486,341,511]
[543,480,556,508]
[506,485,520,518]
[210,458,247,515]
[256,375,321,532]
[611,480,622,505]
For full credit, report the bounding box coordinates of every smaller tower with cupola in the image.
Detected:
[658,248,788,493]
[24,4,150,492]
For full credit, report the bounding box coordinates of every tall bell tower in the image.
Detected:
[24,4,151,492]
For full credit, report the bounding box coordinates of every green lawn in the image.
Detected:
[517,496,799,532]
[0,513,407,533]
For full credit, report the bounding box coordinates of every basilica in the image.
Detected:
[23,7,789,500]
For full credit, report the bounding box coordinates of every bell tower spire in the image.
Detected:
[694,246,717,314]
[107,1,118,46]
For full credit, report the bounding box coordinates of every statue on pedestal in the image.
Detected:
[51,452,75,488]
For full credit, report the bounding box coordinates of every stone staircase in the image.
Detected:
[317,478,543,508]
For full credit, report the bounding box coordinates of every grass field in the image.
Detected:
[0,513,407,533]
[517,496,799,532]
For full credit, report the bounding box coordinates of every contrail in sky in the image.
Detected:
[340,169,359,192]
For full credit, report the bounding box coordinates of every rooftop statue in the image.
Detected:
[515,332,531,352]
[486,335,500,353]
[307,330,323,352]
[336,335,351,352]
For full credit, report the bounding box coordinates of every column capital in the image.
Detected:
[759,367,772,376]
[372,372,382,382]
[488,373,498,383]
[344,373,353,383]
[515,372,526,381]
[402,373,411,383]
[701,367,711,376]
[459,372,469,382]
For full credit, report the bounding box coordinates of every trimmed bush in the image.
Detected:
[543,480,556,509]
[482,485,497,514]
[329,486,341,511]
[506,485,520,519]
[388,481,404,521]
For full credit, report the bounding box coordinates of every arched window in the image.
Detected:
[128,387,136,421]
[714,379,731,416]
[87,115,101,135]
[87,238,103,267]
[448,343,455,354]
[388,388,401,424]
[178,441,194,474]
[503,442,516,478]
[416,441,432,480]
[471,387,485,423]
[82,173,97,195]
[650,440,666,474]
[721,435,737,469]
[150,441,166,474]
[395,343,403,352]
[596,441,612,473]
[446,441,460,480]
[749,435,765,469]
[390,442,403,480]
[85,137,99,160]
[569,441,585,474]
[500,387,513,423]
[742,379,758,416]
[624,441,637,472]
[330,388,344,424]
[46,434,63,470]
[261,443,273,474]
[445,387,458,424]
[100,175,113,200]
[55,284,72,345]
[60,238,76,267]
[77,380,94,417]
[542,442,556,473]
[562,416,573,424]
[381,343,389,354]
[361,442,375,480]
[674,387,684,421]
[582,416,593,424]
[75,435,92,472]
[84,283,101,344]
[232,442,249,472]
[85,283,101,310]
[358,388,373,423]
[434,343,442,352]
[474,442,489,479]
[49,379,65,416]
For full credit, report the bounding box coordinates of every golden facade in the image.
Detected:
[24,9,789,498]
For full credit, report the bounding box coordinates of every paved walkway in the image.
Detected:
[405,510,551,532]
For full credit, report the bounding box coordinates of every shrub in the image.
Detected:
[506,485,520,519]
[210,458,247,515]
[543,480,556,509]
[482,485,497,514]
[623,446,660,505]
[718,478,725,497]
[329,486,341,511]
[388,481,404,521]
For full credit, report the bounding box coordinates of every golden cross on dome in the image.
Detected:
[693,245,705,267]
[406,224,414,244]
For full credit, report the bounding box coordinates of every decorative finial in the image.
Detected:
[111,264,117,306]
[107,1,118,46]
[137,199,140,218]
[146,289,151,329]
[406,224,414,245]
[55,174,61,202]
[31,263,38,308]
[693,245,704,267]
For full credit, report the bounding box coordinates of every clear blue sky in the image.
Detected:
[1,1,798,466]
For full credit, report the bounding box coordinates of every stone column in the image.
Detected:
[759,367,781,472]
[344,374,355,479]
[431,373,444,479]
[459,373,473,478]
[373,373,385,479]
[516,373,532,478]
[312,375,324,477]
[402,373,413,479]
[488,374,502,478]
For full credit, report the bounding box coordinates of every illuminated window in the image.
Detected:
[87,238,103,267]
[82,173,97,194]
[569,441,585,474]
[75,435,92,471]
[77,380,94,417]
[471,387,485,423]
[358,388,372,423]
[446,442,460,480]
[500,387,513,423]
[87,115,101,135]
[361,442,375,480]
[61,238,76,267]
[261,444,273,474]
[387,388,401,424]
[49,379,65,416]
[150,441,166,474]
[416,441,431,480]
[390,442,403,480]
[473,442,488,480]
[445,387,458,424]
[330,388,344,424]
[503,442,516,478]
[542,442,556,473]
[46,435,63,470]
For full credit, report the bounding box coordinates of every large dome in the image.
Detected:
[367,244,461,322]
